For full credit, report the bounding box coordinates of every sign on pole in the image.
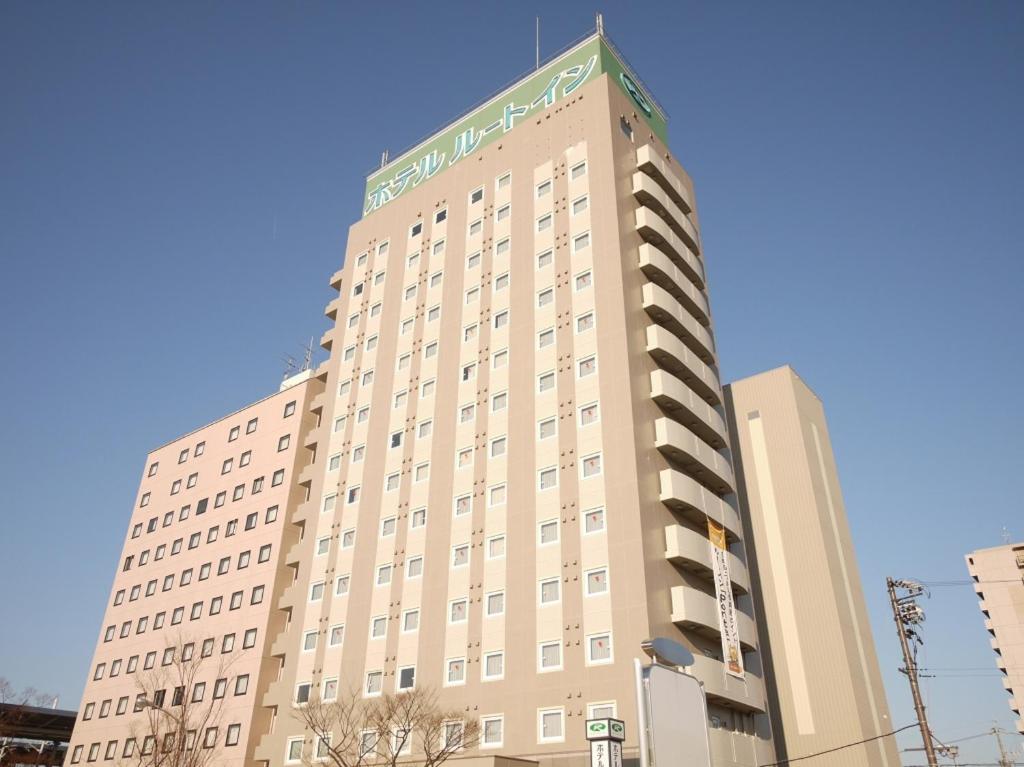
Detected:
[587,718,625,767]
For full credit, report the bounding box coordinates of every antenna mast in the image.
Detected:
[535,17,540,69]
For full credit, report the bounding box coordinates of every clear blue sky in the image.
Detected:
[1,1,1021,762]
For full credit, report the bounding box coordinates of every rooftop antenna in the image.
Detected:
[303,336,314,372]
[281,354,299,380]
[535,16,540,69]
[596,11,604,36]
[1002,526,1012,545]
[380,149,389,169]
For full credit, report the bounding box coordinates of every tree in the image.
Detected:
[0,678,60,764]
[119,636,240,767]
[294,686,481,767]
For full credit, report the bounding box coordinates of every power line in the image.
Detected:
[757,723,919,767]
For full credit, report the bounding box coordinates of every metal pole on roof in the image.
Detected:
[596,12,604,36]
[535,17,540,69]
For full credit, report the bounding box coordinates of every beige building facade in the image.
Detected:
[69,30,774,767]
[724,366,900,767]
[66,373,323,765]
[966,543,1024,734]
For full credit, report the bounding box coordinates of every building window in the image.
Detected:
[303,631,317,652]
[329,625,345,646]
[572,195,589,215]
[539,466,557,489]
[539,643,562,672]
[580,402,599,426]
[411,508,427,528]
[481,716,504,748]
[446,658,466,685]
[454,495,471,516]
[588,633,613,664]
[449,599,468,623]
[538,287,554,307]
[286,739,303,763]
[582,452,602,477]
[537,213,552,232]
[576,270,593,291]
[538,328,554,348]
[376,564,392,586]
[540,578,560,605]
[397,666,416,690]
[435,208,447,224]
[470,187,484,204]
[452,545,469,568]
[536,179,551,197]
[584,508,606,533]
[486,591,505,617]
[336,575,350,595]
[539,417,557,440]
[539,519,559,545]
[539,709,565,742]
[310,582,325,601]
[407,556,424,578]
[403,609,420,632]
[495,237,510,256]
[586,567,609,595]
[573,231,591,251]
[483,651,504,680]
[493,309,509,328]
[467,250,481,268]
[496,204,511,222]
[487,535,506,559]
[365,671,383,696]
[538,371,555,392]
[410,221,422,237]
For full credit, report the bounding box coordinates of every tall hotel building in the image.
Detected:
[68,30,774,767]
[966,543,1024,734]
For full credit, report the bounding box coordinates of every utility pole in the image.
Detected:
[993,724,1012,767]
[887,577,938,767]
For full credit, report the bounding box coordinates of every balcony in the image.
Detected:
[636,207,704,291]
[637,144,693,213]
[633,172,701,256]
[297,462,317,487]
[655,417,735,496]
[643,283,716,365]
[329,268,344,291]
[646,325,722,406]
[650,369,728,449]
[660,469,742,542]
[665,526,751,595]
[670,586,756,650]
[687,653,766,713]
[324,296,342,321]
[639,243,709,326]
[309,390,326,416]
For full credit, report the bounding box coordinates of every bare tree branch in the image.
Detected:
[292,686,480,767]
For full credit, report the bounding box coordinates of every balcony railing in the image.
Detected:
[633,171,701,255]
[636,207,704,289]
[655,417,735,496]
[642,282,716,365]
[636,144,693,214]
[639,243,709,326]
[650,369,728,449]
[659,468,742,542]
[665,525,751,595]
[670,586,756,650]
[646,325,722,406]
[686,653,766,713]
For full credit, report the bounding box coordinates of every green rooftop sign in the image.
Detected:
[362,35,666,217]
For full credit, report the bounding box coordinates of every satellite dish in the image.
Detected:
[641,637,695,668]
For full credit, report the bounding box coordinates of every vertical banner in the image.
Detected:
[708,519,745,678]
